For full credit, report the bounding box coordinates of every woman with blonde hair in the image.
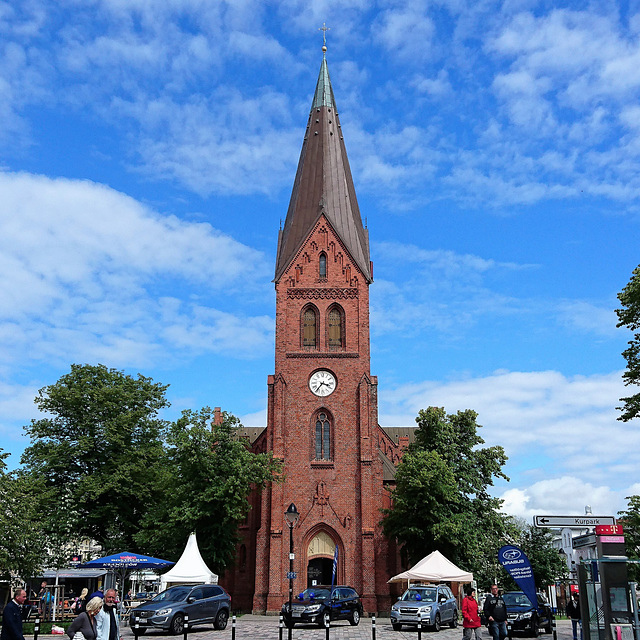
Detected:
[74,588,89,615]
[66,596,103,640]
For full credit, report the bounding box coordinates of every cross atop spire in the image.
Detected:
[319,22,330,49]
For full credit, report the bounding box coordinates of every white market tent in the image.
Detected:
[388,550,473,585]
[160,533,218,590]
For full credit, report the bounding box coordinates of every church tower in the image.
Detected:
[228,45,401,615]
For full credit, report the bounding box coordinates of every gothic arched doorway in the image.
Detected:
[306,530,338,587]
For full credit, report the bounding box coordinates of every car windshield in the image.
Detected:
[299,589,331,601]
[151,587,191,603]
[402,588,437,603]
[503,593,532,607]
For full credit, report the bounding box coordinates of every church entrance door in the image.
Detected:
[307,557,333,587]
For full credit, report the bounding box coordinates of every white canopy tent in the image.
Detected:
[388,550,473,585]
[160,533,218,590]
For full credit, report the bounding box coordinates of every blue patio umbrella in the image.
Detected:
[81,552,174,570]
[80,552,174,617]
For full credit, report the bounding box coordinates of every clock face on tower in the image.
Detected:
[309,370,337,396]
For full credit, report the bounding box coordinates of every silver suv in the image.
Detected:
[130,584,230,634]
[390,584,458,631]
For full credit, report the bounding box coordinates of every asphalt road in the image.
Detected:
[115,616,575,640]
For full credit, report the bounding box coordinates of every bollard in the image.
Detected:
[33,617,40,640]
[372,614,376,640]
[183,614,188,640]
[325,614,330,640]
[279,614,283,640]
[232,615,236,640]
[133,622,139,638]
[418,622,422,640]
[507,623,512,640]
[552,618,557,640]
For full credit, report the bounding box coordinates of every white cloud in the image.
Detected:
[380,369,635,480]
[499,477,622,520]
[0,171,273,367]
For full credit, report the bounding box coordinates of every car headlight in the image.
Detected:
[419,606,432,614]
[391,605,400,611]
[156,608,172,616]
[520,612,533,619]
[306,604,322,613]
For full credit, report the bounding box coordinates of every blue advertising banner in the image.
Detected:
[498,545,538,610]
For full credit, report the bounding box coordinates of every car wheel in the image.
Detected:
[433,613,441,632]
[319,610,331,627]
[349,609,360,626]
[528,615,538,637]
[450,610,458,628]
[392,622,402,631]
[170,613,184,635]
[214,609,228,631]
[544,619,553,635]
[133,629,147,636]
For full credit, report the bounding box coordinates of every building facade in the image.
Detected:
[224,50,406,614]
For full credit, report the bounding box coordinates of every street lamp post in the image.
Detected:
[285,503,299,640]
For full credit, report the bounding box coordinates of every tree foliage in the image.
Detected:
[618,495,640,580]
[21,364,170,553]
[0,452,48,582]
[616,265,640,421]
[382,406,510,587]
[135,408,282,573]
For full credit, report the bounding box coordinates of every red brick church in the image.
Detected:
[224,47,411,614]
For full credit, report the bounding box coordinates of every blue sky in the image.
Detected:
[1,0,640,523]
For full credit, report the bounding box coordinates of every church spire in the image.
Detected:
[274,47,371,283]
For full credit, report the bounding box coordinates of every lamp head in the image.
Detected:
[285,502,299,527]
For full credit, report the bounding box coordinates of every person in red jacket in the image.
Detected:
[462,587,482,640]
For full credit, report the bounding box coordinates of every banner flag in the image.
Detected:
[331,545,339,592]
[498,545,538,610]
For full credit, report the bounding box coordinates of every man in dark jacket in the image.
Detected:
[1,588,27,640]
[483,584,508,640]
[566,593,582,640]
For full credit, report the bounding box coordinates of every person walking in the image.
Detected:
[66,597,103,640]
[74,588,89,616]
[462,587,482,640]
[96,589,120,640]
[0,588,27,640]
[566,593,582,640]
[483,584,508,640]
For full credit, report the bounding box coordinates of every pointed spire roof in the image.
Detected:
[274,50,371,283]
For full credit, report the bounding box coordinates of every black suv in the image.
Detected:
[130,584,231,634]
[282,586,363,628]
[503,591,553,636]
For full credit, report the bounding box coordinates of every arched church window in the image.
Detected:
[315,412,331,460]
[319,253,327,278]
[327,306,343,349]
[302,306,317,348]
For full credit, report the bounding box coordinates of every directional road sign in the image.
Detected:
[533,515,615,528]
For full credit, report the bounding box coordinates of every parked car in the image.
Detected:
[390,584,458,631]
[129,584,230,634]
[281,586,363,628]
[503,591,553,636]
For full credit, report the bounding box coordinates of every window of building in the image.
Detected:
[327,306,343,348]
[315,412,331,460]
[319,252,327,278]
[303,307,317,348]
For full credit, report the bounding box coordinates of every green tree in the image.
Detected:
[136,408,282,573]
[382,406,510,586]
[616,265,640,421]
[0,452,48,583]
[618,495,640,580]
[20,364,170,553]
